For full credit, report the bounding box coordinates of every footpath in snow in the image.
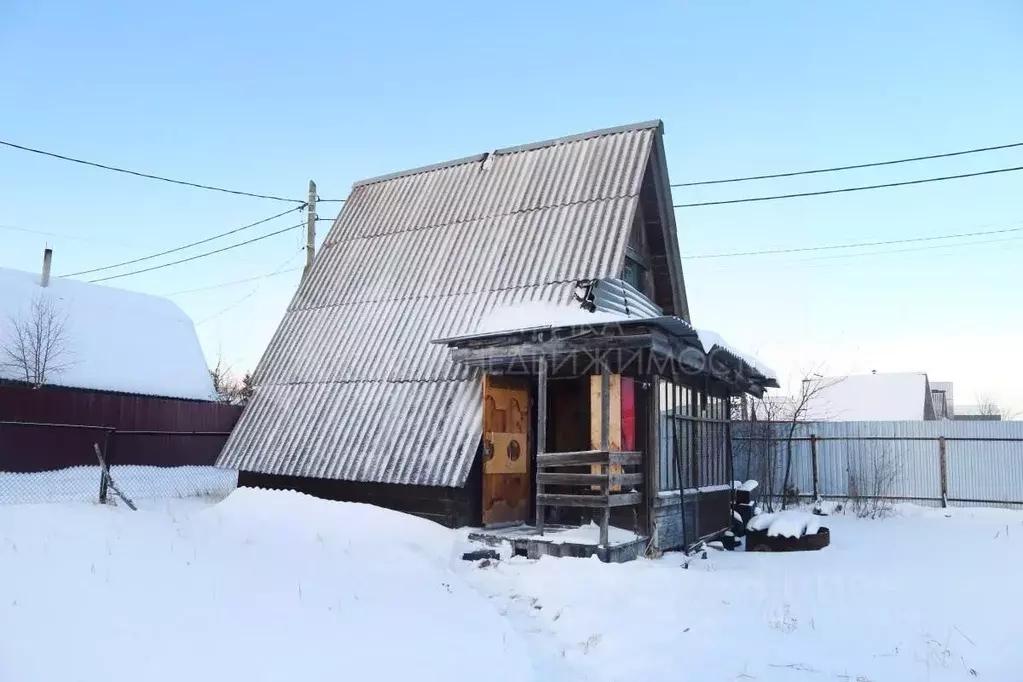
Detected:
[3,489,1022,681]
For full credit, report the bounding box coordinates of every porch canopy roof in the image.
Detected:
[434,315,779,397]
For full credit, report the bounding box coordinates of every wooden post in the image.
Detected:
[646,375,660,545]
[599,365,610,547]
[97,434,111,503]
[726,399,735,502]
[536,356,548,535]
[810,434,820,501]
[938,436,948,508]
[94,442,137,511]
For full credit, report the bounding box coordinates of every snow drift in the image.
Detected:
[0,489,533,682]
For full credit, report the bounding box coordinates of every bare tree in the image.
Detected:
[975,393,1019,420]
[209,353,253,406]
[739,368,843,510]
[741,393,785,510]
[1,294,73,388]
[778,372,844,508]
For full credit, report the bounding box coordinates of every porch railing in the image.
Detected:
[535,359,644,546]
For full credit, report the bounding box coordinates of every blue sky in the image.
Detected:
[2,1,1022,413]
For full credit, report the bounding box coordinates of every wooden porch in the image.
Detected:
[535,359,644,547]
[436,314,777,558]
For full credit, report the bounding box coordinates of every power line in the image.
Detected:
[86,222,303,284]
[62,206,303,277]
[673,165,1023,208]
[0,139,305,203]
[165,265,303,296]
[671,141,1023,187]
[194,249,305,325]
[682,222,1023,260]
[693,234,1023,273]
[0,223,140,248]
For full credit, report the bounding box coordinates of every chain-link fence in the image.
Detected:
[0,420,238,505]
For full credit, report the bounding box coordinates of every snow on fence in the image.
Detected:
[0,465,238,505]
[732,421,1023,509]
[0,420,238,505]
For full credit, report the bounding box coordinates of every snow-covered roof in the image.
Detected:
[0,266,214,401]
[804,372,935,421]
[470,293,777,380]
[694,328,777,382]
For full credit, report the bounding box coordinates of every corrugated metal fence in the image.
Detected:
[732,421,1023,509]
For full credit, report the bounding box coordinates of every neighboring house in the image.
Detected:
[0,258,213,399]
[218,120,777,553]
[803,372,938,421]
[0,257,237,472]
[930,381,954,419]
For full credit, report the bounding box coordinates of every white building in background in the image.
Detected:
[0,255,213,400]
[801,372,940,421]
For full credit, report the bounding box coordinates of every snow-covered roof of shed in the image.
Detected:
[804,372,934,421]
[0,267,214,401]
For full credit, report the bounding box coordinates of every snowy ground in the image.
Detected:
[3,491,1021,681]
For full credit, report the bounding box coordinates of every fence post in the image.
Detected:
[810,434,820,501]
[938,436,948,508]
[97,432,112,504]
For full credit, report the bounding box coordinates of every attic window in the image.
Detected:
[623,256,646,294]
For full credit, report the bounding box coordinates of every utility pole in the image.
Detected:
[304,179,317,276]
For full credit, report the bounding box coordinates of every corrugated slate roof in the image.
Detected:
[217,121,666,486]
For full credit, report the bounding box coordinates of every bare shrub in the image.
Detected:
[847,442,901,519]
[1,294,73,387]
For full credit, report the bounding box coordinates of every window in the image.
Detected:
[623,256,646,294]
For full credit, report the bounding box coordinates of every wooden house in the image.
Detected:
[218,121,777,555]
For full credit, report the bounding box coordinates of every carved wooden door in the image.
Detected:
[482,376,530,525]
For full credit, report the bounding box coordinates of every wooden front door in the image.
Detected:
[482,375,530,526]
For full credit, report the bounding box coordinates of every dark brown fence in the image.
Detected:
[0,385,242,473]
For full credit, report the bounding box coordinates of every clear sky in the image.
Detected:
[2,1,1021,414]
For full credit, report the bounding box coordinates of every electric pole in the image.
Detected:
[304,179,317,276]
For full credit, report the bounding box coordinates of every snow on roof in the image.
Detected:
[476,303,777,382]
[0,267,214,401]
[477,301,628,334]
[695,328,777,382]
[804,372,933,421]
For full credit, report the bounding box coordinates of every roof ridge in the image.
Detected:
[351,120,663,190]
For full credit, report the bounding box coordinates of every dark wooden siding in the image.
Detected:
[238,448,483,528]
